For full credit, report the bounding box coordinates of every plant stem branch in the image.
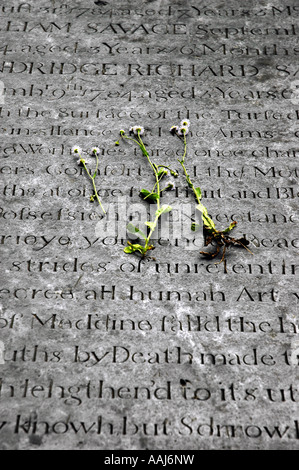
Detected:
[82,159,106,214]
[178,134,202,205]
[136,131,162,251]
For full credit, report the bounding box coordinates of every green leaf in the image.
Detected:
[145,221,156,231]
[155,204,172,217]
[196,201,208,217]
[140,189,160,203]
[124,243,145,254]
[124,246,135,253]
[157,169,167,178]
[223,221,237,233]
[196,203,215,230]
[92,171,97,179]
[127,223,147,240]
[140,145,148,157]
[202,214,216,230]
[194,187,202,200]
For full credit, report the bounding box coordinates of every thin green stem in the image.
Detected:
[91,177,106,214]
[94,152,99,174]
[181,133,187,164]
[160,184,173,193]
[137,132,160,208]
[177,133,218,237]
[177,133,202,205]
[122,130,171,255]
[81,159,93,179]
[157,164,177,174]
[122,135,142,147]
[144,214,159,251]
[81,158,106,214]
[157,164,171,169]
[136,131,162,251]
[147,172,165,196]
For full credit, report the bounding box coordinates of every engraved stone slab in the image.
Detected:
[0,0,298,450]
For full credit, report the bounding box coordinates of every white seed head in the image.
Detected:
[180,119,190,128]
[165,180,176,191]
[133,125,145,135]
[91,147,100,155]
[72,145,82,154]
[178,126,189,136]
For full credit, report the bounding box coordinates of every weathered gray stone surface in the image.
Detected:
[0,0,298,450]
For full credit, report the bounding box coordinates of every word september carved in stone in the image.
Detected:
[0,0,298,451]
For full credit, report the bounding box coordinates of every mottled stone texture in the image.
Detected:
[0,0,298,450]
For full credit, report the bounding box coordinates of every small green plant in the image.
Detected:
[72,145,106,214]
[170,120,252,262]
[119,126,178,257]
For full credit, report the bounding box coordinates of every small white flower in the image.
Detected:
[178,125,189,136]
[132,125,144,135]
[72,145,82,154]
[91,146,100,155]
[165,180,176,191]
[180,119,190,128]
